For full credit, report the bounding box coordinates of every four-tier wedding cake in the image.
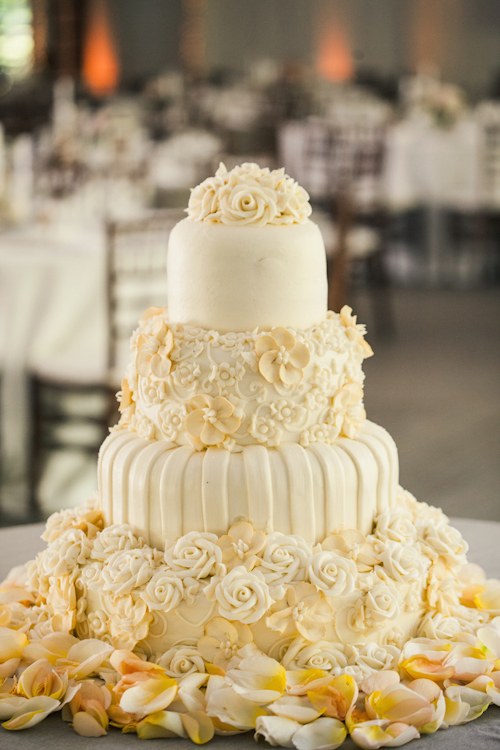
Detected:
[28,163,482,682]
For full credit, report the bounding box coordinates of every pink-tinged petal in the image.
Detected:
[23,633,78,665]
[259,351,281,383]
[186,410,206,437]
[293,716,347,750]
[72,710,108,737]
[271,328,295,351]
[280,363,302,385]
[407,679,442,703]
[255,335,278,357]
[289,342,310,369]
[361,672,400,697]
[213,397,234,419]
[201,422,225,446]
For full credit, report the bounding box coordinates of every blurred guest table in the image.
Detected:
[0,223,107,476]
[0,518,499,747]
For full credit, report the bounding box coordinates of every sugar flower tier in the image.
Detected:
[10,163,499,745]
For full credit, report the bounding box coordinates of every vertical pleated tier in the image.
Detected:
[98,420,398,548]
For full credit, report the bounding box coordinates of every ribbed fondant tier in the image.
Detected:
[98,420,398,547]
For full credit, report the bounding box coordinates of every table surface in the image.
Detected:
[0,517,499,749]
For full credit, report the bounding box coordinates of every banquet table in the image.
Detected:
[0,517,499,749]
[0,225,107,479]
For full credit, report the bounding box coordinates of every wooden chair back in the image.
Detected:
[105,209,185,389]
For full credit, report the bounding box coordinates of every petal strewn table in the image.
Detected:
[0,517,499,749]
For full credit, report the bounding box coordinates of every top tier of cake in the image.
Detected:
[167,163,327,332]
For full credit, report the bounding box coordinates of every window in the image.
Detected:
[0,0,34,79]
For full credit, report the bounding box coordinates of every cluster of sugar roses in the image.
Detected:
[117,305,371,451]
[187,162,312,226]
[22,492,483,669]
[0,572,500,746]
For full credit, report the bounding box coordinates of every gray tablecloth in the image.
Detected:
[0,517,499,749]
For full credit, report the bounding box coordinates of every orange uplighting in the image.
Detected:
[317,25,354,83]
[83,0,119,96]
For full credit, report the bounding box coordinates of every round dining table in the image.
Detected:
[0,516,499,749]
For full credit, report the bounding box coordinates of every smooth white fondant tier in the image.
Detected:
[98,420,398,547]
[167,219,328,332]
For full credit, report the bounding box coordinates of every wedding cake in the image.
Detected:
[25,163,479,678]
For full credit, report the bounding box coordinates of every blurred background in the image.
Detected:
[0,0,498,527]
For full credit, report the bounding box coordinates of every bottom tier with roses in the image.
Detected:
[27,487,480,683]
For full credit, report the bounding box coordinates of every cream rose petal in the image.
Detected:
[225,654,286,704]
[255,714,301,747]
[0,695,29,721]
[119,675,178,719]
[2,695,60,730]
[269,695,324,724]
[0,626,27,662]
[443,685,492,726]
[350,720,419,749]
[57,639,113,679]
[292,716,347,750]
[72,709,108,737]
[206,685,267,730]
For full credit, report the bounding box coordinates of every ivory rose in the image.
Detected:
[307,551,357,597]
[205,566,273,625]
[164,531,223,580]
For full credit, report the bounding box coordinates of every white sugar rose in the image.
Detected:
[108,594,153,649]
[348,584,400,632]
[420,612,464,640]
[102,548,159,597]
[91,524,145,562]
[307,551,357,597]
[157,646,205,679]
[42,528,92,577]
[220,182,280,226]
[418,522,468,567]
[88,609,110,637]
[365,583,400,625]
[375,508,417,545]
[355,643,400,672]
[164,531,224,580]
[79,561,103,589]
[140,566,184,612]
[377,541,427,583]
[258,533,311,593]
[282,637,348,673]
[205,566,273,624]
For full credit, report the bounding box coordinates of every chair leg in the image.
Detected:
[367,252,397,341]
[27,377,43,521]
